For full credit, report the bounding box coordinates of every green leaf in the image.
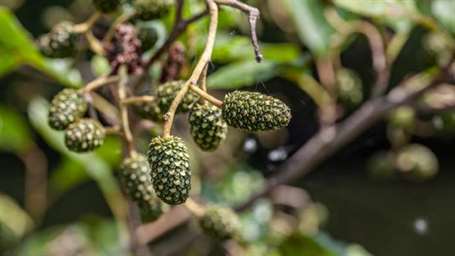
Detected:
[49,158,89,198]
[284,0,334,56]
[210,35,301,63]
[208,60,278,89]
[0,105,32,153]
[0,193,33,239]
[0,7,81,87]
[278,233,336,256]
[432,0,455,34]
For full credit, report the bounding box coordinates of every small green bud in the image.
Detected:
[336,68,363,110]
[92,0,120,13]
[396,144,439,182]
[137,24,158,51]
[64,119,105,153]
[148,136,191,205]
[222,91,291,131]
[133,0,173,21]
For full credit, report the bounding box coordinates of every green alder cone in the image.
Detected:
[148,136,191,205]
[38,22,77,58]
[48,89,88,130]
[396,144,439,182]
[189,104,228,151]
[222,91,291,131]
[92,0,120,13]
[157,80,200,114]
[199,206,241,241]
[64,119,105,153]
[134,101,164,123]
[120,153,164,221]
[133,0,173,21]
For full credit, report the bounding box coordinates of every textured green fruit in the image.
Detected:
[222,91,291,131]
[396,144,439,182]
[189,104,228,151]
[38,22,77,58]
[92,0,120,13]
[138,24,158,51]
[133,0,173,20]
[336,68,363,109]
[49,89,88,130]
[148,136,191,205]
[120,153,164,221]
[158,80,199,113]
[134,101,164,122]
[64,119,105,153]
[199,206,240,240]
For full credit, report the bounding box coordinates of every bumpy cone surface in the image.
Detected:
[396,144,439,182]
[64,119,105,153]
[148,136,191,205]
[138,24,158,51]
[134,101,164,123]
[199,206,240,241]
[157,80,199,113]
[38,22,77,58]
[189,104,228,151]
[49,89,88,130]
[92,0,120,13]
[222,91,291,131]
[133,0,173,20]
[120,153,164,221]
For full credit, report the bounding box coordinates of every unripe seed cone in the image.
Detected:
[133,0,173,21]
[189,104,228,151]
[38,22,77,58]
[158,80,199,113]
[120,153,164,221]
[64,119,105,153]
[49,89,88,130]
[222,91,291,131]
[148,136,191,205]
[134,101,164,123]
[138,24,158,51]
[199,206,240,241]
[92,0,120,13]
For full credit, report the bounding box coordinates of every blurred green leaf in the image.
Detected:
[210,35,301,63]
[49,158,89,198]
[284,0,334,56]
[0,7,80,87]
[208,60,278,89]
[0,105,32,153]
[432,0,455,34]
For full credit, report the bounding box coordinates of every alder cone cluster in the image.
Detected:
[38,22,77,58]
[198,206,240,241]
[64,119,105,153]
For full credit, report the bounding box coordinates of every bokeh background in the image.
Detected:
[1,0,455,255]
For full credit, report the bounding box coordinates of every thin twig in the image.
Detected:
[85,30,106,55]
[162,0,219,137]
[122,95,156,105]
[118,66,136,155]
[184,198,205,217]
[190,85,223,107]
[215,0,263,62]
[72,12,101,33]
[80,75,120,93]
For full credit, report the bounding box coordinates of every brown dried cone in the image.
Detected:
[189,104,228,151]
[48,89,88,130]
[64,119,105,153]
[147,136,191,205]
[157,80,200,113]
[198,205,241,241]
[120,153,164,221]
[105,24,144,75]
[160,42,186,83]
[222,91,291,131]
